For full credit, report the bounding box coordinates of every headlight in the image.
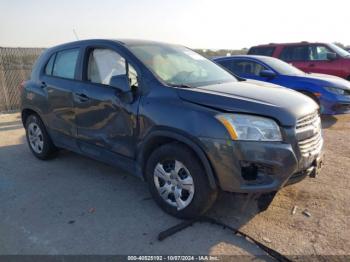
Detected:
[216,114,282,141]
[324,87,345,95]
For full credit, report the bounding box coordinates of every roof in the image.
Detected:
[213,54,273,60]
[47,38,175,51]
[250,41,328,48]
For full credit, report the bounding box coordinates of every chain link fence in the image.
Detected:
[0,47,45,112]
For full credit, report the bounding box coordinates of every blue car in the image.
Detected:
[214,55,350,115]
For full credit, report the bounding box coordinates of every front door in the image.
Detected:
[221,59,269,81]
[278,45,309,72]
[305,44,344,77]
[73,47,141,159]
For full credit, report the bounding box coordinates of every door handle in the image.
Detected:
[74,93,90,102]
[40,81,47,88]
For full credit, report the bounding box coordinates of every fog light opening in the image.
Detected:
[241,162,258,181]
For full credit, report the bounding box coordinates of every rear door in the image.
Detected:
[73,46,141,159]
[279,45,310,72]
[41,47,81,149]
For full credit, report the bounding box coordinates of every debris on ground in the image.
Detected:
[262,237,272,243]
[88,207,96,213]
[291,205,298,215]
[302,210,312,217]
[68,220,75,224]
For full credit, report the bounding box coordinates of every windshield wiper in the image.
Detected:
[169,83,194,88]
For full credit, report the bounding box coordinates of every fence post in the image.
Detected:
[0,48,10,111]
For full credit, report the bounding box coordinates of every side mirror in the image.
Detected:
[326,52,337,61]
[260,69,276,78]
[109,74,130,93]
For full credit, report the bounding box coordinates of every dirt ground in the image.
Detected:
[0,112,349,258]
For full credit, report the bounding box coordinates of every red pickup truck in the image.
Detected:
[248,42,350,80]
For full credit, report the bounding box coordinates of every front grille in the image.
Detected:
[296,111,323,157]
[298,131,323,156]
[296,111,319,130]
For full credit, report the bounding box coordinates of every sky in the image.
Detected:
[0,0,349,49]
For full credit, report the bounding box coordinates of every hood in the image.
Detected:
[292,73,350,90]
[177,81,318,126]
[308,73,350,90]
[245,79,287,89]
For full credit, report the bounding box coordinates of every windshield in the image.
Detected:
[259,56,305,76]
[328,43,350,57]
[129,43,237,87]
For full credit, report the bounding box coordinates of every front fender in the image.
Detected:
[137,128,217,189]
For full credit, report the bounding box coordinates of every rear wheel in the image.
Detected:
[25,114,57,160]
[145,143,218,219]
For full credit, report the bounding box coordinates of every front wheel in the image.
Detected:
[145,143,217,219]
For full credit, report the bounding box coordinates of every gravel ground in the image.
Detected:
[0,112,349,258]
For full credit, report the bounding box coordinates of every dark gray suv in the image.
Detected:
[21,39,323,218]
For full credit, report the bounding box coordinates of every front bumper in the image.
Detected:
[320,96,350,115]
[285,154,323,186]
[199,135,323,193]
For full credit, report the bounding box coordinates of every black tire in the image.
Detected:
[25,114,57,160]
[145,142,218,219]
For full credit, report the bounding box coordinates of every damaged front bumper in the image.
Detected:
[285,153,323,186]
[200,134,323,194]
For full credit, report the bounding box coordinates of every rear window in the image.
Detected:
[248,46,275,56]
[44,54,55,75]
[52,49,79,79]
[279,46,308,61]
[44,48,79,79]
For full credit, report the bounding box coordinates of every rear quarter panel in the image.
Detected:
[21,80,50,125]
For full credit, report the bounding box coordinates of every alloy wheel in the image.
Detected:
[153,160,195,210]
[28,122,44,154]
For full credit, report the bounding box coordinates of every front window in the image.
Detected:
[220,59,267,76]
[88,49,126,85]
[259,57,305,76]
[128,44,236,87]
[87,48,138,89]
[309,45,331,61]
